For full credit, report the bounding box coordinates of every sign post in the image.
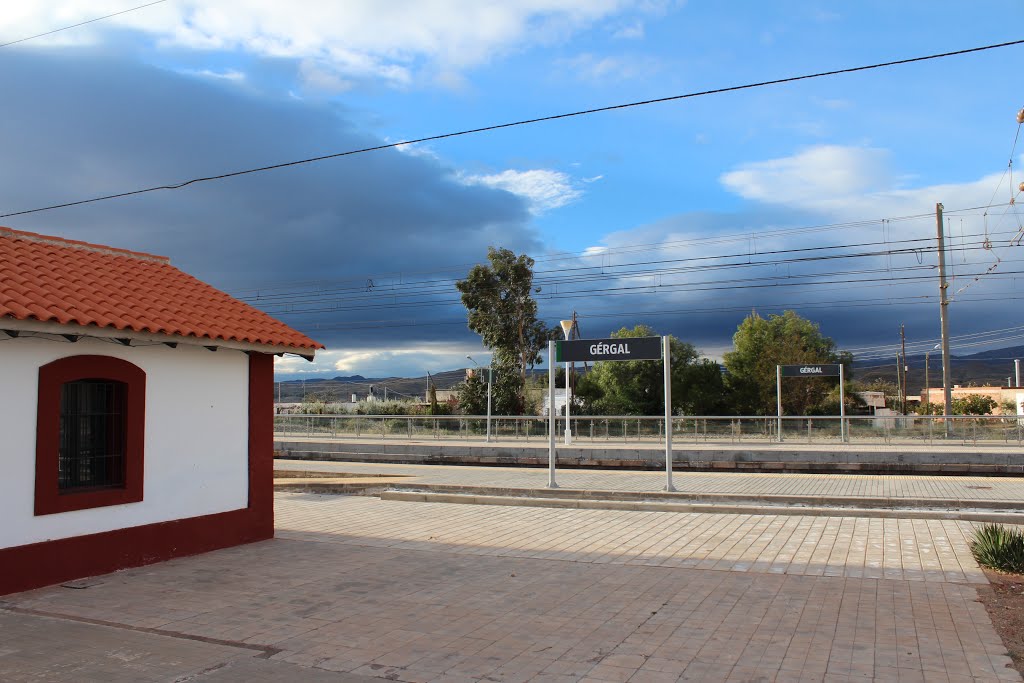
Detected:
[839,362,846,442]
[548,340,557,488]
[663,335,675,491]
[555,336,668,488]
[776,363,844,443]
[776,365,782,442]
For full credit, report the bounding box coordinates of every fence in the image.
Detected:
[274,414,1024,447]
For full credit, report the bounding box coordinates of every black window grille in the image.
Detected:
[59,379,127,491]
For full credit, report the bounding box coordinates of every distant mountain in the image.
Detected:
[957,345,1024,361]
[275,368,467,402]
[853,345,1024,394]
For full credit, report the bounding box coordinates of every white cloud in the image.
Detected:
[8,1,640,87]
[719,143,1012,220]
[612,21,645,39]
[297,60,355,93]
[562,52,661,82]
[720,145,895,210]
[178,68,246,82]
[460,168,585,213]
[278,344,489,379]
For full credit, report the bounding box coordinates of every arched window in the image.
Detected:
[36,355,146,515]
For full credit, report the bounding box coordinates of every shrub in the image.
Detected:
[970,524,1024,573]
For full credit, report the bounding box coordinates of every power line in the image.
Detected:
[234,204,1009,300]
[3,39,1023,219]
[267,266,1024,317]
[242,228,1000,306]
[250,239,1014,314]
[0,0,170,49]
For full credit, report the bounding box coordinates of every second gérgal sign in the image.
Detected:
[556,337,663,363]
[779,363,841,377]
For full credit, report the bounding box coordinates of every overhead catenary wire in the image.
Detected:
[0,0,170,49]
[267,266,1024,317]
[3,39,1024,220]
[233,205,1010,301]
[238,225,1013,306]
[247,240,1017,315]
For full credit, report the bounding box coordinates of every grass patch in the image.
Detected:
[971,524,1024,574]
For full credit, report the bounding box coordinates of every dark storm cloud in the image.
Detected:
[551,207,968,358]
[0,49,540,348]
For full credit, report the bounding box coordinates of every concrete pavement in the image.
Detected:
[1,492,1020,682]
[276,459,1024,507]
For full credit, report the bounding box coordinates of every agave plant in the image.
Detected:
[971,524,1024,574]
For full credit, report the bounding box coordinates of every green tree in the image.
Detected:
[574,325,727,416]
[456,248,552,412]
[951,394,998,415]
[723,310,848,416]
[455,370,487,415]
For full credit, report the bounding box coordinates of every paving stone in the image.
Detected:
[0,493,1019,682]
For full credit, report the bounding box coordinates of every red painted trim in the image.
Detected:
[248,352,275,537]
[35,355,146,515]
[0,507,269,596]
[1,351,277,596]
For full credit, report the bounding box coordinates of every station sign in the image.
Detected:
[556,337,663,363]
[779,363,841,378]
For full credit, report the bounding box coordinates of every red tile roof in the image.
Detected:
[0,227,323,352]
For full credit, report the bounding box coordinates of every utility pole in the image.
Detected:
[896,354,903,413]
[936,202,953,434]
[924,352,930,413]
[900,323,907,414]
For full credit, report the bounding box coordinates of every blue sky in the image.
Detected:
[2,1,1024,379]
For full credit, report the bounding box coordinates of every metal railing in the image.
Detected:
[274,414,1024,447]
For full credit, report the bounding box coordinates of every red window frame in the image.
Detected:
[35,355,146,516]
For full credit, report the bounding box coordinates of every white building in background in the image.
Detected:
[542,388,570,416]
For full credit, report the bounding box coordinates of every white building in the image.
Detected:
[542,388,571,416]
[0,227,321,595]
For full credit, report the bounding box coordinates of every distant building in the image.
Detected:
[920,385,1024,415]
[542,389,570,416]
[856,391,887,413]
[0,227,322,595]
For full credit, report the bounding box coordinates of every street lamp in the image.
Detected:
[467,355,492,443]
[560,319,573,445]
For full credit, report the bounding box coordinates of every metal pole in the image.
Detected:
[896,354,903,413]
[1016,359,1021,388]
[924,352,930,413]
[663,336,675,491]
[559,320,573,445]
[776,365,783,442]
[564,357,572,445]
[900,323,907,415]
[548,340,558,488]
[839,362,846,442]
[486,365,492,443]
[936,203,953,435]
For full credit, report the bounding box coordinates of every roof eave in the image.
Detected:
[0,317,321,359]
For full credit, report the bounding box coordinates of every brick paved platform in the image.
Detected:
[1,493,1020,681]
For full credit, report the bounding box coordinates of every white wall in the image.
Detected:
[0,337,250,548]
